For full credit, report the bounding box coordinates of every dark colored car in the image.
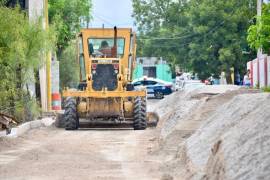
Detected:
[132,78,173,99]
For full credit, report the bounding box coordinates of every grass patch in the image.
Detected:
[262,86,270,92]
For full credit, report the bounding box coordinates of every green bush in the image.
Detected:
[0,6,55,122]
[262,86,270,92]
[59,41,80,89]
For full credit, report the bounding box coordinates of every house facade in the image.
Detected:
[133,57,172,82]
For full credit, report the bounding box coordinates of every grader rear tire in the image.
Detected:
[133,97,147,130]
[64,97,79,130]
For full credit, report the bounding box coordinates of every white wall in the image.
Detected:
[259,56,266,88]
[252,59,258,87]
[267,56,270,86]
[247,55,270,88]
[28,0,47,111]
[28,0,44,21]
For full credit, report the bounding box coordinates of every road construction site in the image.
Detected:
[0,85,269,180]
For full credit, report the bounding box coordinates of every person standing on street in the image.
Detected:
[243,69,251,87]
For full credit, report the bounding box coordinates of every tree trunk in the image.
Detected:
[226,67,232,84]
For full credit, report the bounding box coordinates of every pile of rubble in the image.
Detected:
[153,85,269,180]
[0,113,17,134]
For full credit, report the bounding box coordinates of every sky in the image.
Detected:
[91,0,135,29]
[90,0,270,29]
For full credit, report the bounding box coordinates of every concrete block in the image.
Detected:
[16,122,31,137]
[8,128,18,138]
[3,117,55,138]
[7,122,30,138]
[41,117,55,126]
[30,120,42,129]
[0,130,7,137]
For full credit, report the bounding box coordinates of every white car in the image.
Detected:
[184,80,205,90]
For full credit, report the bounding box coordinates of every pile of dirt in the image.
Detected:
[153,85,243,141]
[152,85,268,179]
[184,93,270,180]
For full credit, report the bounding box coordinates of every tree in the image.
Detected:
[0,6,55,121]
[133,0,257,82]
[48,0,92,88]
[247,3,270,54]
[186,0,256,81]
[48,0,92,56]
[132,0,173,33]
[59,41,79,88]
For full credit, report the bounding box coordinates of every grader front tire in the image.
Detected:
[133,97,147,130]
[64,97,79,130]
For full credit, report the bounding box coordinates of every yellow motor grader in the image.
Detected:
[61,27,155,130]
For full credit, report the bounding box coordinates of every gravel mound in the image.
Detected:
[184,93,270,179]
[190,85,240,95]
[152,85,269,180]
[154,85,241,141]
[156,90,201,140]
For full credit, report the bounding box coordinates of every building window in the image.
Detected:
[5,0,26,9]
[143,67,156,78]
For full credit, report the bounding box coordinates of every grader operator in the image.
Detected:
[62,27,148,130]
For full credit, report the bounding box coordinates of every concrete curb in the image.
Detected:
[0,117,55,138]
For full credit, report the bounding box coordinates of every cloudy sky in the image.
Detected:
[90,0,270,29]
[91,0,135,29]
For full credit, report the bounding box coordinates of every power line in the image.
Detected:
[92,12,114,26]
[136,4,241,47]
[92,12,134,27]
[137,20,225,41]
[136,20,227,48]
[136,2,241,42]
[137,25,224,48]
[137,33,196,40]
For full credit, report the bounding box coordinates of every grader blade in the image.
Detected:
[56,111,159,129]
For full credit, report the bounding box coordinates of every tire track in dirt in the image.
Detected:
[0,126,162,180]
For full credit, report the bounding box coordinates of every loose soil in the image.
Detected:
[0,86,267,180]
[0,126,163,180]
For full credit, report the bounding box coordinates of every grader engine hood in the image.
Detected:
[91,59,119,91]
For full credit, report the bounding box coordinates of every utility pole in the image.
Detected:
[257,0,262,16]
[257,0,262,56]
[256,0,263,88]
[44,0,52,111]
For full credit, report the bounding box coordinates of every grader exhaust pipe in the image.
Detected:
[112,26,117,58]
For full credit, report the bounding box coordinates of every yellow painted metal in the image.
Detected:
[46,53,51,111]
[81,28,132,77]
[77,101,87,113]
[44,0,51,111]
[63,28,145,99]
[62,28,146,120]
[62,89,146,98]
[124,101,133,117]
[79,98,122,118]
[131,34,137,81]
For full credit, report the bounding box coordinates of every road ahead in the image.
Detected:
[0,127,163,180]
[0,100,163,180]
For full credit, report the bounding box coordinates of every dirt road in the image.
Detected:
[0,101,164,180]
[2,87,259,180]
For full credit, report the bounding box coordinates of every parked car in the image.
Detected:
[132,77,173,99]
[184,80,205,90]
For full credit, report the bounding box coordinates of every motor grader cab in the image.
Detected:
[62,27,149,130]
